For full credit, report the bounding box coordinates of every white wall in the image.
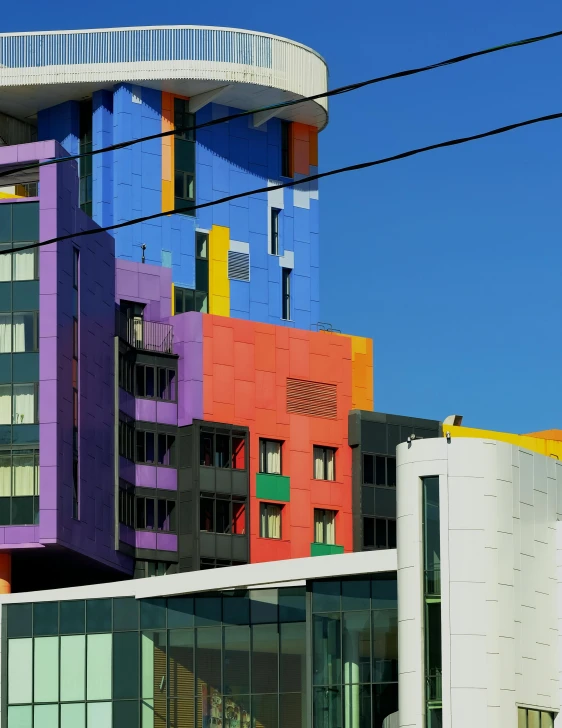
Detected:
[397,437,561,728]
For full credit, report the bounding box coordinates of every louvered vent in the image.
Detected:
[228,251,250,281]
[287,378,337,419]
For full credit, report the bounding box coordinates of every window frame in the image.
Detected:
[199,429,248,470]
[259,502,283,540]
[363,515,396,551]
[281,267,291,320]
[313,445,337,481]
[259,438,283,475]
[199,492,247,535]
[270,208,280,256]
[314,508,337,545]
[362,453,397,487]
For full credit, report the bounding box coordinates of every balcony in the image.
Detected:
[120,317,174,354]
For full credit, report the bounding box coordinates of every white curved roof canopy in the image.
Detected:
[0,26,329,129]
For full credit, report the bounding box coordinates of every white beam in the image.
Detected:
[188,85,232,113]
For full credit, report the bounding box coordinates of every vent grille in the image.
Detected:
[286,378,337,419]
[228,251,250,281]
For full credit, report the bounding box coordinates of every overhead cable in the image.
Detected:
[1,27,561,181]
[2,111,560,255]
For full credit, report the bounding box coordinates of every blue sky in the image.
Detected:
[7,0,562,433]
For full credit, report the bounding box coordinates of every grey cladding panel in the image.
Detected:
[232,471,248,496]
[362,421,387,454]
[216,469,231,494]
[232,536,248,562]
[200,467,215,492]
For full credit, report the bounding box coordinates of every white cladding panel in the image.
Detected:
[397,437,561,728]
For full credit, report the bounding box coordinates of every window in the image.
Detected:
[0,448,39,525]
[136,430,168,465]
[423,477,442,717]
[0,384,38,425]
[135,561,170,578]
[270,208,280,255]
[118,482,135,528]
[260,503,282,539]
[0,243,37,282]
[118,352,133,393]
[199,493,246,535]
[281,120,292,177]
[135,364,155,398]
[157,433,175,466]
[119,417,134,461]
[281,268,291,320]
[313,446,336,481]
[199,430,247,469]
[363,517,396,550]
[158,367,176,401]
[314,509,336,545]
[0,312,39,353]
[72,248,79,520]
[79,99,93,217]
[174,98,196,216]
[174,232,208,314]
[518,709,554,728]
[135,496,176,532]
[363,454,396,487]
[259,439,282,474]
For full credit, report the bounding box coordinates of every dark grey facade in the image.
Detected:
[349,410,441,552]
[178,420,249,572]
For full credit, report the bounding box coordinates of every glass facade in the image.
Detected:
[0,202,40,524]
[4,575,398,728]
[422,477,441,728]
[312,575,398,728]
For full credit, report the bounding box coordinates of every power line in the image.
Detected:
[1,27,561,182]
[3,110,560,255]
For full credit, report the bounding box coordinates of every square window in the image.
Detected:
[259,439,282,474]
[260,502,282,539]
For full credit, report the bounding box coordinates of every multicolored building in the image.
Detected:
[0,25,390,592]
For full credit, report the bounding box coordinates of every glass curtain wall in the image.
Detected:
[311,575,398,728]
[5,587,307,728]
[422,477,442,728]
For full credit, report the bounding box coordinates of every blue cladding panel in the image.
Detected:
[92,90,113,228]
[230,280,250,314]
[36,92,320,325]
[38,100,80,156]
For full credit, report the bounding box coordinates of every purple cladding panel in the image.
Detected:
[136,464,157,488]
[119,524,135,547]
[156,533,177,552]
[120,457,135,484]
[29,139,131,574]
[136,398,156,422]
[115,260,171,321]
[136,530,157,550]
[156,401,177,425]
[156,468,177,490]
[119,389,135,419]
[173,312,203,426]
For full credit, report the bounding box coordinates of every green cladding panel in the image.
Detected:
[255,473,290,502]
[310,543,345,557]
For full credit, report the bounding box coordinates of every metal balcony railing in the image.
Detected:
[122,317,173,354]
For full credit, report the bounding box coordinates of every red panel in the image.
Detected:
[202,314,361,565]
[255,371,276,411]
[255,331,276,372]
[234,380,256,421]
[212,363,235,404]
[234,341,255,382]
[212,323,234,365]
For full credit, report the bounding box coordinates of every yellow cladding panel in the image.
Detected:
[171,284,175,316]
[0,191,22,199]
[444,424,562,460]
[209,225,230,317]
[161,91,174,212]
